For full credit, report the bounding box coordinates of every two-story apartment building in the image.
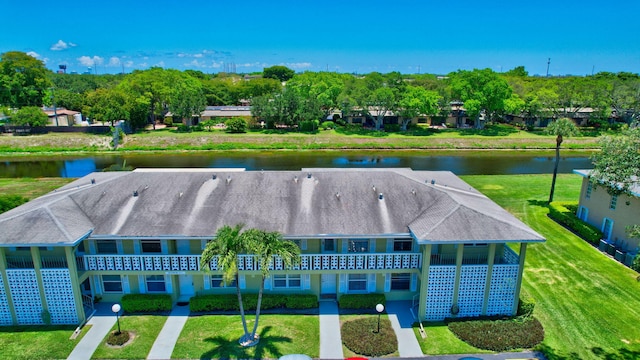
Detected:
[574,169,640,264]
[0,168,544,326]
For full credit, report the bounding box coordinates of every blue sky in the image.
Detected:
[2,0,639,75]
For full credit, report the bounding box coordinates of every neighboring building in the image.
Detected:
[0,168,544,325]
[43,108,81,127]
[574,169,640,265]
[166,106,253,126]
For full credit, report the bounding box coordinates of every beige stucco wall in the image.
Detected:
[578,178,639,250]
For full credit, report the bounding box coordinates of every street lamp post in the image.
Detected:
[111,303,122,335]
[375,303,384,333]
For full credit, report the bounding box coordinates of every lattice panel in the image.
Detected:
[457,265,488,318]
[425,266,456,321]
[7,270,43,325]
[41,269,79,324]
[0,275,12,325]
[486,264,518,316]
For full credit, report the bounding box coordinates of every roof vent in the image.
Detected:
[307,173,312,179]
[226,176,232,184]
[336,192,341,199]
[90,178,95,184]
[378,193,384,200]
[372,185,376,192]
[430,179,436,185]
[294,175,298,183]
[411,189,416,195]
[133,190,138,197]
[179,192,183,197]
[212,174,217,180]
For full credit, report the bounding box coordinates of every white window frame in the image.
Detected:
[211,274,236,288]
[102,275,123,293]
[146,275,166,293]
[272,274,302,289]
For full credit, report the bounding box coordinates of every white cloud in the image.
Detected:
[124,61,134,68]
[50,40,76,51]
[285,62,312,69]
[194,53,204,58]
[177,53,187,58]
[108,57,121,67]
[211,61,222,68]
[26,51,41,59]
[78,55,104,67]
[139,62,148,68]
[187,59,206,68]
[156,61,165,68]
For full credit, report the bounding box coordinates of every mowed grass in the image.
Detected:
[0,178,75,199]
[0,325,90,360]
[172,314,319,359]
[462,174,640,359]
[91,315,167,359]
[416,322,492,355]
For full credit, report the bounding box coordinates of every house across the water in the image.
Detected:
[0,168,544,325]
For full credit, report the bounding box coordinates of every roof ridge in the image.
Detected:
[44,206,74,242]
[455,203,544,240]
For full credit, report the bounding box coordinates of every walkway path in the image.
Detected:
[67,303,116,360]
[319,301,343,360]
[147,304,190,359]
[384,300,424,357]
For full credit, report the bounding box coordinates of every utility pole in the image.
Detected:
[546,58,551,77]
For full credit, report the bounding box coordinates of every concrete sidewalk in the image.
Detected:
[67,303,117,360]
[384,300,423,357]
[319,300,343,360]
[147,303,190,359]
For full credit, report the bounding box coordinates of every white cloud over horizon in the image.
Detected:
[50,40,77,51]
[78,55,104,67]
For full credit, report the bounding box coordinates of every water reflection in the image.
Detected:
[0,152,593,178]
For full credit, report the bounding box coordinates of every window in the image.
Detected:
[273,274,301,289]
[586,182,592,199]
[97,241,117,254]
[352,117,362,124]
[610,195,617,210]
[146,275,166,292]
[323,239,335,252]
[211,275,236,288]
[348,239,369,253]
[141,240,162,253]
[393,240,412,252]
[348,274,367,291]
[102,275,122,293]
[390,273,411,290]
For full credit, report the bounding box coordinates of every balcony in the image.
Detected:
[82,252,422,272]
[430,246,519,266]
[5,256,69,269]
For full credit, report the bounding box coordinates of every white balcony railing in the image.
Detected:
[83,252,422,272]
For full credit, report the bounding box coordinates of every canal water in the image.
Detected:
[0,151,593,178]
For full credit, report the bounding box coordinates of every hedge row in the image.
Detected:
[548,202,603,244]
[338,293,386,310]
[448,317,544,352]
[189,293,317,312]
[121,294,172,313]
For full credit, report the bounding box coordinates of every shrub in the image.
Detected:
[384,124,401,132]
[338,293,385,310]
[517,296,536,318]
[163,117,173,126]
[285,294,318,309]
[632,255,640,272]
[190,294,238,312]
[0,194,29,214]
[342,317,397,357]
[121,294,172,313]
[320,121,335,130]
[107,330,130,346]
[175,124,191,133]
[299,120,319,132]
[242,294,286,310]
[225,118,247,133]
[548,202,602,244]
[448,317,544,351]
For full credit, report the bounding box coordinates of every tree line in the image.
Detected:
[1,51,639,130]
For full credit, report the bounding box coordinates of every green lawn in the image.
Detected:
[415,322,492,355]
[462,174,640,360]
[0,178,74,199]
[91,315,167,359]
[172,314,319,359]
[0,325,90,360]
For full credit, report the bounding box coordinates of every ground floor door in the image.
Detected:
[321,274,336,295]
[178,275,194,300]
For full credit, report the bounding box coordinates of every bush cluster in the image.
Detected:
[341,317,397,357]
[106,330,130,346]
[448,317,544,351]
[189,293,317,312]
[338,293,385,310]
[299,120,319,132]
[320,121,335,130]
[0,195,29,214]
[548,202,603,244]
[225,118,247,133]
[121,294,172,313]
[517,296,536,317]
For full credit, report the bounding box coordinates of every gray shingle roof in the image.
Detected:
[0,168,544,246]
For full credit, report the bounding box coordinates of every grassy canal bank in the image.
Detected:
[0,125,601,155]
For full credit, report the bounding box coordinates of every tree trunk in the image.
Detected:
[235,272,251,344]
[250,276,265,340]
[549,135,563,203]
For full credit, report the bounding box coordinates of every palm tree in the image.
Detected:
[243,229,300,343]
[547,118,579,203]
[200,224,253,345]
